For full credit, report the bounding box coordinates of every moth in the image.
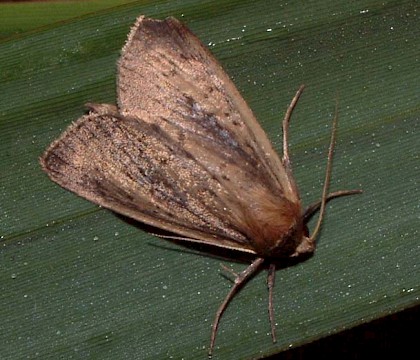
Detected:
[40,15,362,356]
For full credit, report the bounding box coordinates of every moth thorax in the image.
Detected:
[242,194,304,258]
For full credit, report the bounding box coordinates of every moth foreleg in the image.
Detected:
[282,85,305,171]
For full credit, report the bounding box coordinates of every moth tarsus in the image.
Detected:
[282,84,305,170]
[40,15,362,357]
[267,263,277,343]
[303,189,363,224]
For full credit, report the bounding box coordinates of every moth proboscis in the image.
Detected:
[40,15,362,357]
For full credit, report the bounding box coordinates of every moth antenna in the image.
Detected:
[209,257,265,358]
[308,101,338,243]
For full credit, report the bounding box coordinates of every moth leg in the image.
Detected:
[303,189,363,224]
[267,263,277,343]
[220,264,239,278]
[282,85,305,171]
[209,257,265,357]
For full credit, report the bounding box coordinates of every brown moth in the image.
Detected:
[40,15,362,356]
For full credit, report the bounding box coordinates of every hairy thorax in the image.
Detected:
[240,192,308,258]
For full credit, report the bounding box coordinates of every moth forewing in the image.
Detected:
[40,15,362,357]
[117,16,298,203]
[40,110,260,254]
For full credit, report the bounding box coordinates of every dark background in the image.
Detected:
[267,305,418,359]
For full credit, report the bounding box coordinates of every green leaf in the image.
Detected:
[0,0,136,39]
[1,1,418,359]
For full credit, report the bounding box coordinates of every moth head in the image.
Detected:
[266,215,315,258]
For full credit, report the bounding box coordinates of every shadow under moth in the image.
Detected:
[40,15,362,357]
